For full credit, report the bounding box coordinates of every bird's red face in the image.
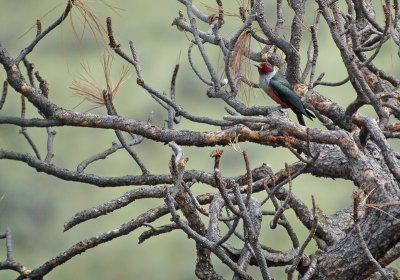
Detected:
[256,62,273,74]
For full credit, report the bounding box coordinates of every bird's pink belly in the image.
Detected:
[266,89,289,108]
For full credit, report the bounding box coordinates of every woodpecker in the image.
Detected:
[256,62,315,126]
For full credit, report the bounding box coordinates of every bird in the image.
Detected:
[256,62,315,126]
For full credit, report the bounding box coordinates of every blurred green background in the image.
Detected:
[0,1,398,279]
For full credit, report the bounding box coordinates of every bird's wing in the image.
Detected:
[269,75,308,116]
[272,72,292,88]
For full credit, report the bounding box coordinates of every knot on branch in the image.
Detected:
[136,78,144,86]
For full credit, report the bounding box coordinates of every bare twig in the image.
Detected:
[31,204,172,279]
[1,228,12,260]
[275,0,284,32]
[138,223,179,243]
[242,151,253,206]
[185,1,221,91]
[168,59,181,128]
[64,185,165,231]
[287,195,318,279]
[270,163,293,230]
[261,162,310,206]
[232,184,271,280]
[16,1,73,63]
[76,137,143,173]
[0,81,8,110]
[353,191,390,280]
[211,149,242,217]
[313,73,350,87]
[22,58,36,88]
[188,41,212,86]
[308,23,319,88]
[103,90,149,174]
[0,228,31,277]
[19,96,41,160]
[164,187,250,279]
[300,254,318,280]
[36,19,42,36]
[44,127,56,163]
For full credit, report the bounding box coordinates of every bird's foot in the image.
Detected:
[268,105,286,113]
[277,106,288,113]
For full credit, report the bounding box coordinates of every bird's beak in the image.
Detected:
[254,64,261,69]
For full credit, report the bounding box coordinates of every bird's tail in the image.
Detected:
[296,109,315,126]
[296,113,306,126]
[305,108,316,120]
